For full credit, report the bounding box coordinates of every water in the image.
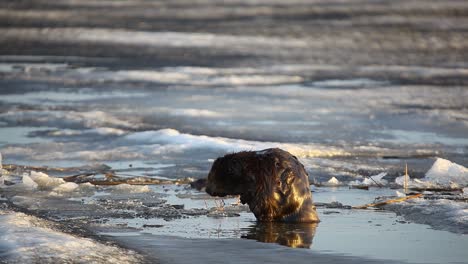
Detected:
[1,0,468,263]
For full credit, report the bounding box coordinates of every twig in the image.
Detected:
[352,193,423,209]
[365,175,383,188]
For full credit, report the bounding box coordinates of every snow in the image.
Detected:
[425,158,468,186]
[0,210,142,263]
[124,128,348,158]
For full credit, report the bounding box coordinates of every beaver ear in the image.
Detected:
[274,157,281,168]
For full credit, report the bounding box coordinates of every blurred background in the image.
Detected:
[0,0,467,183]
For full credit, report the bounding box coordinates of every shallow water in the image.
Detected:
[95,186,467,264]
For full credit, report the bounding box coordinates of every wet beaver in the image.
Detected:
[206,148,319,222]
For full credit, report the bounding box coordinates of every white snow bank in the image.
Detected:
[425,158,468,186]
[124,128,348,158]
[0,211,142,263]
[384,198,468,234]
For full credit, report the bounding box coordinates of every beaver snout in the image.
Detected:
[206,185,227,197]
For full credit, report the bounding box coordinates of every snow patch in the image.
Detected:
[0,211,142,263]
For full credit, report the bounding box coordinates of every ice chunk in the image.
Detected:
[21,174,38,190]
[110,184,151,193]
[29,171,65,190]
[395,175,407,186]
[325,177,341,186]
[362,172,388,186]
[425,158,468,186]
[52,182,79,193]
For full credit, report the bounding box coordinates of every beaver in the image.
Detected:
[206,148,319,222]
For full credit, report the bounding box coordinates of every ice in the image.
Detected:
[29,171,65,190]
[394,176,439,189]
[124,128,348,158]
[384,198,468,234]
[21,174,38,190]
[2,28,308,50]
[110,184,151,193]
[311,78,387,88]
[52,182,79,193]
[425,158,468,186]
[394,175,407,186]
[350,172,388,186]
[363,172,388,186]
[171,108,223,118]
[0,211,142,263]
[324,177,341,186]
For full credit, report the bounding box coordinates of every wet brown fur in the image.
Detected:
[206,148,319,222]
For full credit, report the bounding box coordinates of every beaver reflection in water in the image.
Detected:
[206,148,319,222]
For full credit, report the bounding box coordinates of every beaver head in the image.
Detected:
[206,148,319,223]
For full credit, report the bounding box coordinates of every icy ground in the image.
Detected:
[1,159,467,263]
